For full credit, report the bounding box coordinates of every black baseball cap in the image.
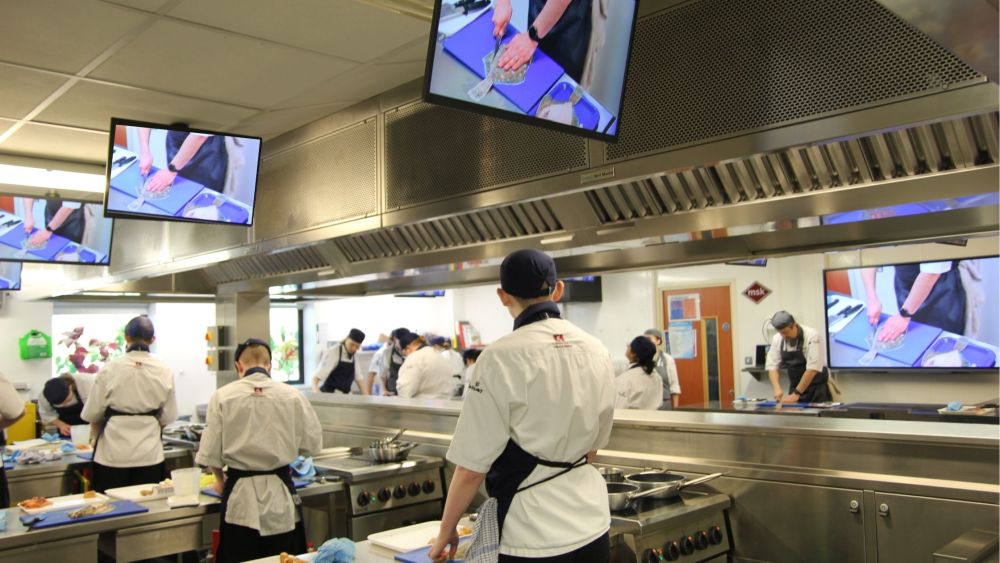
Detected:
[500,249,557,299]
[348,328,365,343]
[234,338,271,367]
[43,377,71,406]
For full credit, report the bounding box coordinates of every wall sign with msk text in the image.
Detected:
[742,282,772,304]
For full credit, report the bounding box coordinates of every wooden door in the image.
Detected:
[661,285,735,408]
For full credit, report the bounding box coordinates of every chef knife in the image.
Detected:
[826,297,840,310]
[829,303,863,325]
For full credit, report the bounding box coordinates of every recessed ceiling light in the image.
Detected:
[0,163,105,193]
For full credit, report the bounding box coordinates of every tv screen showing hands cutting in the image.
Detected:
[0,193,113,265]
[823,256,999,371]
[0,262,22,290]
[423,0,639,141]
[104,118,261,226]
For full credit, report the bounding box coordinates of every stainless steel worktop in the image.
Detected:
[3,446,191,478]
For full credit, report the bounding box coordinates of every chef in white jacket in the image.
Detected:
[396,332,454,399]
[82,315,177,493]
[196,338,322,563]
[644,328,681,409]
[615,336,663,410]
[430,249,615,562]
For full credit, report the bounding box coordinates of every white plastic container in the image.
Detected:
[171,468,201,498]
[70,425,91,446]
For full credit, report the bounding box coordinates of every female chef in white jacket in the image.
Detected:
[615,336,663,410]
[395,332,454,399]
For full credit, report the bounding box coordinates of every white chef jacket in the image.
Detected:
[440,348,465,376]
[447,317,615,558]
[396,346,453,399]
[39,373,95,424]
[367,342,390,374]
[310,341,357,388]
[81,351,177,467]
[0,372,24,425]
[615,366,663,410]
[196,371,322,536]
[765,324,825,373]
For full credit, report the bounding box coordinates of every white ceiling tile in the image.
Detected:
[0,123,109,164]
[373,36,431,65]
[36,81,258,132]
[90,19,356,108]
[167,0,430,63]
[0,0,150,73]
[234,103,355,140]
[100,0,173,12]
[276,60,425,109]
[0,119,17,138]
[0,66,67,119]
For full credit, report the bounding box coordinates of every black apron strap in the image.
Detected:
[0,450,8,508]
[94,406,162,457]
[320,343,355,394]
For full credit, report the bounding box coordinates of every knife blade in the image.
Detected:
[826,297,840,310]
[829,303,863,325]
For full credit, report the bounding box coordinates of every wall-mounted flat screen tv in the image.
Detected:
[423,0,639,141]
[0,262,22,290]
[823,255,999,371]
[0,193,113,265]
[104,118,261,226]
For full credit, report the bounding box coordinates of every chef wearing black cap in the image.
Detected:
[310,328,365,394]
[615,336,662,410]
[39,373,95,436]
[82,315,178,492]
[430,249,615,562]
[375,327,410,396]
[766,311,832,404]
[197,338,322,563]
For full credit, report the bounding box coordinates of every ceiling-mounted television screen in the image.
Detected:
[0,262,22,290]
[0,193,113,265]
[423,0,639,141]
[104,118,261,226]
[823,255,999,372]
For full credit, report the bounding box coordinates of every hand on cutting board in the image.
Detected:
[498,32,537,72]
[772,387,783,402]
[28,228,52,247]
[54,420,72,437]
[145,169,177,194]
[23,216,34,234]
[878,315,910,342]
[139,149,153,176]
[428,528,459,562]
[865,298,882,326]
[492,0,511,37]
[781,393,800,404]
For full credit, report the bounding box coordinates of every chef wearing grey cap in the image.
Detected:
[430,249,615,562]
[766,311,831,404]
[310,328,365,394]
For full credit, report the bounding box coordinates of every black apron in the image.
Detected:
[386,348,405,395]
[54,385,86,426]
[216,466,306,563]
[780,331,831,403]
[1,431,8,508]
[44,199,85,244]
[528,0,593,83]
[894,261,966,335]
[319,343,356,394]
[166,131,228,192]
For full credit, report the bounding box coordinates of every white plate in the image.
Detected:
[17,492,110,515]
[367,518,474,552]
[105,483,171,503]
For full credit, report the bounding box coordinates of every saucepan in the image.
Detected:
[607,482,679,512]
[598,466,624,483]
[367,441,418,463]
[624,470,724,500]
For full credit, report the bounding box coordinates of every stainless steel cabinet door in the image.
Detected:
[874,492,999,563]
[713,477,866,563]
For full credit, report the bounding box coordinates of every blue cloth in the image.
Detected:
[59,442,76,454]
[312,538,356,563]
[946,401,964,411]
[41,432,60,442]
[289,456,315,479]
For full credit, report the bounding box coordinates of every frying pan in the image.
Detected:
[624,471,724,500]
[598,467,624,483]
[607,482,678,512]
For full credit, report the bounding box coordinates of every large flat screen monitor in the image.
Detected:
[423,0,639,141]
[104,118,261,226]
[823,255,999,371]
[0,193,113,265]
[0,262,22,290]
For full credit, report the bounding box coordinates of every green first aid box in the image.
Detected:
[19,330,52,360]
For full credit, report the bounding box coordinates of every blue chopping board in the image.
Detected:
[0,227,72,260]
[106,188,164,216]
[19,499,148,528]
[200,479,310,498]
[834,313,942,367]
[922,336,997,368]
[180,190,251,224]
[51,242,100,263]
[108,162,204,216]
[443,8,564,113]
[395,537,471,563]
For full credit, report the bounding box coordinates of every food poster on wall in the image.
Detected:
[668,321,697,359]
[668,294,701,322]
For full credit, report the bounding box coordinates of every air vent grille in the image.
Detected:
[202,246,332,285]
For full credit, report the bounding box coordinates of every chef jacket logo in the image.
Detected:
[553,334,565,342]
[252,387,265,396]
[742,282,772,304]
[468,381,484,394]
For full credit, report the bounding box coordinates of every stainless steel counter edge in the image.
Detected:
[4,447,193,478]
[0,481,343,551]
[304,393,999,447]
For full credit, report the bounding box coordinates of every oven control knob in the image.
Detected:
[408,482,421,496]
[694,531,709,550]
[394,485,407,499]
[679,536,694,555]
[378,487,392,502]
[356,491,371,506]
[642,548,663,562]
[708,526,723,545]
[663,541,680,560]
[422,480,436,494]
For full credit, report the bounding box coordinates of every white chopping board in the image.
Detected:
[367,518,475,552]
[18,492,110,515]
[105,483,171,503]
